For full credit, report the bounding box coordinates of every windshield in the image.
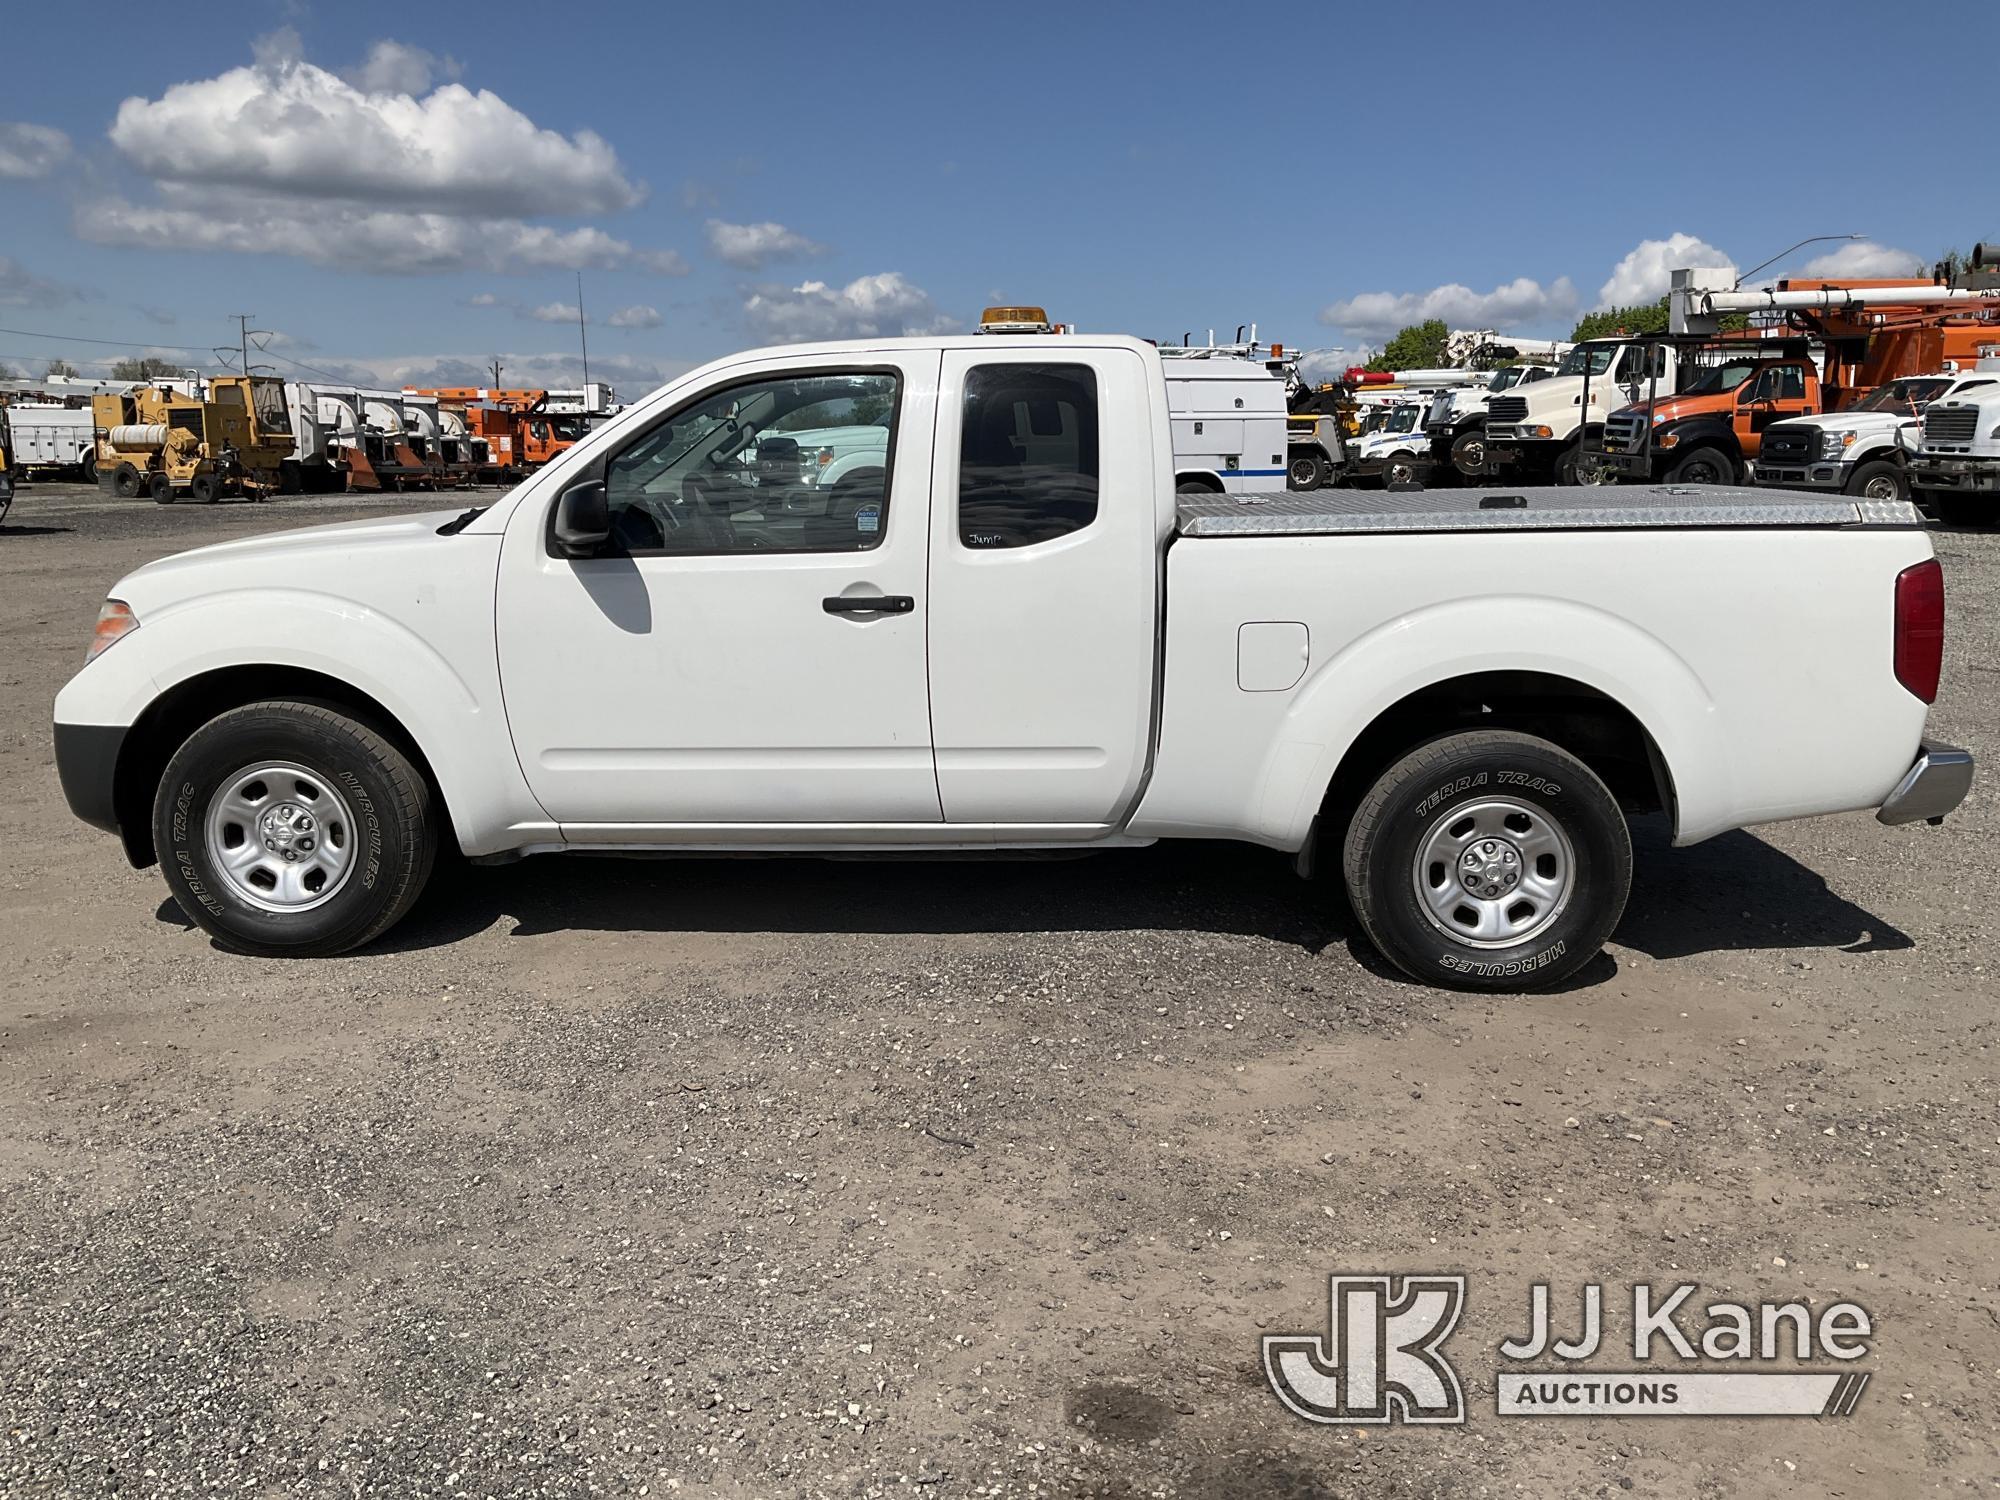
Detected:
[1382,405,1422,434]
[249,378,292,435]
[1487,367,1523,391]
[1555,343,1617,377]
[1680,360,1761,395]
[1853,378,1949,415]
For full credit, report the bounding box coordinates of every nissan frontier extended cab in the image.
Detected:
[52,333,1974,991]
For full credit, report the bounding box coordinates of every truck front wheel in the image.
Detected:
[1449,428,1490,478]
[1341,731,1631,992]
[151,702,438,958]
[1665,447,1736,486]
[1844,459,1907,504]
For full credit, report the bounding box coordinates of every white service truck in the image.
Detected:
[1421,363,1557,480]
[1909,367,2000,524]
[1756,365,2000,505]
[53,332,1972,991]
[1486,340,1678,483]
[4,404,98,481]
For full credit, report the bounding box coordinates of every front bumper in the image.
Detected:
[1877,741,1975,826]
[1755,463,1845,492]
[53,721,128,837]
[1910,457,2000,493]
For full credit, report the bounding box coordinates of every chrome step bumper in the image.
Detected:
[1877,741,1975,826]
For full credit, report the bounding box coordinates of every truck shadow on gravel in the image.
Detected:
[156,816,1911,971]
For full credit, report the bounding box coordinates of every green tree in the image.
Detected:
[43,358,79,378]
[110,355,182,381]
[1364,319,1450,373]
[1570,298,1670,343]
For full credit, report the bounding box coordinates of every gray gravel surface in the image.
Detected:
[2,482,1995,1497]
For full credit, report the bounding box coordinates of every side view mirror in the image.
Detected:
[552,479,611,557]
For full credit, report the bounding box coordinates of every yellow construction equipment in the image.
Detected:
[93,376,293,503]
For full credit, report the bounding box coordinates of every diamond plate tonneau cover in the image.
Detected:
[1173,484,1921,537]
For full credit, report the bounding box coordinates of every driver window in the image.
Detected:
[601,371,898,555]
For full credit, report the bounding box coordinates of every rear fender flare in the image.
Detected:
[1252,597,1727,849]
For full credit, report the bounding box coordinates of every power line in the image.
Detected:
[0,324,217,353]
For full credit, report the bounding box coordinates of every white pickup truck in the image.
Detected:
[52,333,1973,991]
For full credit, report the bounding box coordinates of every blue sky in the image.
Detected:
[0,0,1992,394]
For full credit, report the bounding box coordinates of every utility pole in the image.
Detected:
[576,271,590,389]
[223,313,274,376]
[489,356,504,388]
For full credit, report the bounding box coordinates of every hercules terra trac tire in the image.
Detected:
[152,701,437,957]
[1341,731,1631,992]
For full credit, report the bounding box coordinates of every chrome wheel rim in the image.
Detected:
[203,761,358,913]
[1862,474,1900,500]
[1412,796,1574,949]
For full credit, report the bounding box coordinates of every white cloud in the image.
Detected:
[1320,276,1578,342]
[82,39,682,278]
[705,219,827,270]
[1295,347,1371,384]
[107,34,640,218]
[607,304,663,330]
[466,291,503,307]
[341,39,458,97]
[1800,241,1926,279]
[741,273,956,343]
[0,121,71,180]
[527,301,583,324]
[0,255,78,308]
[1596,233,1734,308]
[358,349,697,395]
[76,191,670,276]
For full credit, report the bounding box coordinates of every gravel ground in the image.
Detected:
[2,481,1995,1499]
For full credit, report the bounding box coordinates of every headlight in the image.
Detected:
[1818,430,1857,459]
[85,599,139,664]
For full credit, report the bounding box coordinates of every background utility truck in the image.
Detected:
[93,376,293,503]
[1594,346,1821,485]
[1910,364,2000,524]
[53,330,1971,992]
[1756,363,2000,504]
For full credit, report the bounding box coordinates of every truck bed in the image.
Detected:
[1174,484,1920,537]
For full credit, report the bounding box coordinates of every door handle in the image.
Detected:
[822,594,914,615]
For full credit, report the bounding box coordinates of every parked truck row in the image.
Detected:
[0,374,621,502]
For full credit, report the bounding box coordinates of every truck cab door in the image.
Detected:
[925,346,1162,828]
[495,351,943,834]
[1738,365,1812,455]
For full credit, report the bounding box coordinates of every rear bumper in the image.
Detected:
[53,721,127,836]
[1877,741,1975,826]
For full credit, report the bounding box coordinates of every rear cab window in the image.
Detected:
[958,364,1099,549]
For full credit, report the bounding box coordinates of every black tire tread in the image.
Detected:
[1340,729,1631,989]
[153,700,436,957]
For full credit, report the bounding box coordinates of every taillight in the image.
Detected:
[1893,559,1943,704]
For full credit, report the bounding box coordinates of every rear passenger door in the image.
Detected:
[926,347,1162,827]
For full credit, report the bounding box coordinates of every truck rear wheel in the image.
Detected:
[152,701,438,958]
[80,451,97,485]
[188,472,220,503]
[112,462,142,499]
[1341,731,1631,992]
[148,473,173,504]
[1288,449,1328,491]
